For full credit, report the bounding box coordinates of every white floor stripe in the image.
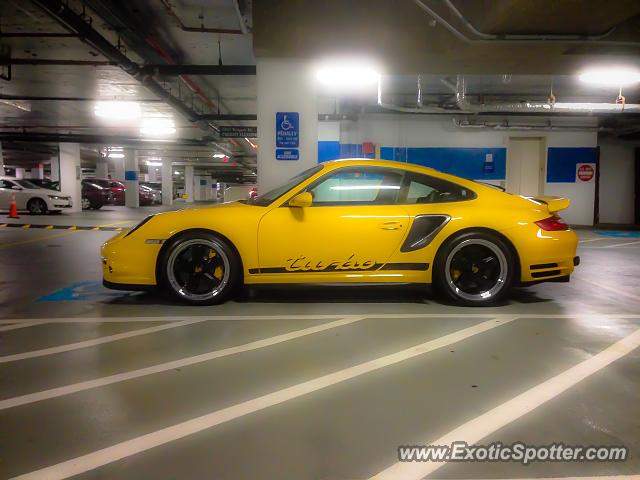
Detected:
[577,278,640,304]
[0,318,212,364]
[370,326,640,480]
[464,477,640,480]
[578,237,607,243]
[0,321,48,332]
[1,313,639,325]
[603,239,640,248]
[10,316,517,480]
[0,316,368,411]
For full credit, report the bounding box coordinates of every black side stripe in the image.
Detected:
[249,263,429,274]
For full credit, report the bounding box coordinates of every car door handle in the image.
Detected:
[380,221,403,230]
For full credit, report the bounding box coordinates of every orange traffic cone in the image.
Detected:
[8,192,19,219]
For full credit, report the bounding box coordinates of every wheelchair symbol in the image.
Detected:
[280,115,294,131]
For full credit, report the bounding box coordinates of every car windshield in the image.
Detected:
[86,179,112,188]
[15,180,39,189]
[249,165,324,206]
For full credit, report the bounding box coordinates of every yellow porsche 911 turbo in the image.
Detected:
[101,159,579,306]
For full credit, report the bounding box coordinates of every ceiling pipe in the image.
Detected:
[441,0,617,41]
[452,118,599,131]
[0,32,79,38]
[0,131,213,146]
[454,75,640,114]
[138,64,256,76]
[412,0,640,46]
[32,0,221,136]
[2,58,115,66]
[232,0,251,34]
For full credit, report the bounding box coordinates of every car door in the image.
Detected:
[0,180,12,209]
[257,166,409,280]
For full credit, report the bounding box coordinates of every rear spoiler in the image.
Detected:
[529,195,571,213]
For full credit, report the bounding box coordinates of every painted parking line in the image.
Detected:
[0,320,49,332]
[603,239,640,248]
[0,221,131,249]
[0,316,369,411]
[370,326,640,480]
[9,316,517,480]
[0,317,213,364]
[0,222,131,231]
[578,237,607,244]
[576,278,640,304]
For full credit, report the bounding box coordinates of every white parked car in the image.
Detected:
[0,177,72,214]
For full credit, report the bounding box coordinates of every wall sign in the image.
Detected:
[219,126,257,138]
[276,112,299,147]
[276,149,300,161]
[576,163,595,182]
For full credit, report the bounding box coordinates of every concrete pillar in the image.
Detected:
[31,164,44,180]
[185,165,194,203]
[147,166,158,182]
[0,142,4,175]
[161,158,173,206]
[95,156,109,178]
[256,58,318,192]
[124,150,139,207]
[15,168,25,179]
[112,155,125,181]
[50,155,60,182]
[59,143,82,212]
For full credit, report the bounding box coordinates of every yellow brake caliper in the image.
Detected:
[208,248,224,280]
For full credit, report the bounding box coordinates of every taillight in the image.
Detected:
[535,215,568,231]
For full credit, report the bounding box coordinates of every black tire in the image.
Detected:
[27,198,48,215]
[81,197,91,210]
[433,230,515,306]
[159,231,241,305]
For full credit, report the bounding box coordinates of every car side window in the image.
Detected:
[307,168,403,206]
[0,180,16,189]
[401,172,475,204]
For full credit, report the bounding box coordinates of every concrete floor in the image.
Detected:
[1,210,639,479]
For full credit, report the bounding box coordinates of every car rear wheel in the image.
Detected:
[433,231,515,306]
[27,198,48,215]
[160,232,241,305]
[81,197,91,210]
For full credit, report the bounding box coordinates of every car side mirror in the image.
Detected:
[289,192,312,208]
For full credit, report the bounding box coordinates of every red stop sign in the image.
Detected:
[577,164,594,182]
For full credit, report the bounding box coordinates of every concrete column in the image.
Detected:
[112,155,125,181]
[161,158,173,206]
[59,143,82,212]
[95,156,109,178]
[0,142,4,175]
[50,155,60,182]
[15,168,25,179]
[147,166,158,182]
[185,165,194,203]
[256,58,318,192]
[124,149,139,207]
[31,164,44,180]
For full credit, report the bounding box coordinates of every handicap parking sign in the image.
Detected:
[276,112,299,148]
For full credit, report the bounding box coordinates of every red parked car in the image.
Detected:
[84,179,154,206]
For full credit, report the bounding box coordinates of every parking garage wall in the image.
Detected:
[318,114,598,225]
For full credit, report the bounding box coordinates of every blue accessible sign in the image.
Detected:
[276,149,299,161]
[276,112,299,148]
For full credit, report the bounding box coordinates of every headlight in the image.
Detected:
[48,195,69,200]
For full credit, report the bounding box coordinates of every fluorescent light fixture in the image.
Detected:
[174,170,180,175]
[316,59,380,88]
[146,161,162,167]
[330,185,400,191]
[108,152,125,159]
[94,101,140,119]
[579,67,640,87]
[244,137,257,149]
[140,117,177,137]
[212,153,226,158]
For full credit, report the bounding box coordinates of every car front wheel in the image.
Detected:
[27,198,48,215]
[433,231,515,306]
[160,232,241,305]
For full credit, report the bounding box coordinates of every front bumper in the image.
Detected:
[101,230,161,287]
